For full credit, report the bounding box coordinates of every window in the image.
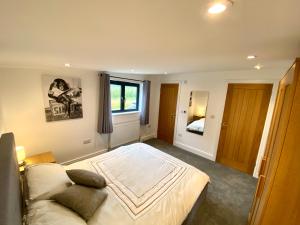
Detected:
[110,80,140,113]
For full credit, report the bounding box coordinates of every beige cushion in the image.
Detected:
[51,185,107,221]
[66,169,106,189]
[26,200,86,225]
[25,163,72,201]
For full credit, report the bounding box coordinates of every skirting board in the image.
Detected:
[140,133,157,142]
[61,134,156,165]
[61,148,107,165]
[174,141,215,161]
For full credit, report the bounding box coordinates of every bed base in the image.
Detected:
[182,184,208,225]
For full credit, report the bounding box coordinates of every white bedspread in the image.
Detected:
[27,143,209,225]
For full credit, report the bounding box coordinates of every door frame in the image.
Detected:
[216,79,278,176]
[157,80,183,144]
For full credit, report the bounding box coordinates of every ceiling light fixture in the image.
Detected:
[64,63,71,67]
[208,3,226,14]
[254,64,262,70]
[164,72,168,75]
[247,55,257,60]
[130,69,135,73]
[208,0,234,14]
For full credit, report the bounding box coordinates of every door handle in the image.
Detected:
[222,122,228,127]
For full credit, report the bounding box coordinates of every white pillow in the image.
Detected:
[26,200,86,225]
[25,163,72,202]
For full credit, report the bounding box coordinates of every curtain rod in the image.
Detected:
[110,75,144,82]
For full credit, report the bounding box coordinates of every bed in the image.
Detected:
[0,133,209,225]
[186,118,205,135]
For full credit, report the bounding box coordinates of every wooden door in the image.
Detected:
[157,84,179,144]
[216,83,273,175]
[249,60,300,225]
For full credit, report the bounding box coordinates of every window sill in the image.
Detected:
[112,111,140,116]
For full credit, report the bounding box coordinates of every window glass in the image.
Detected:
[110,84,121,111]
[110,80,140,113]
[125,86,138,110]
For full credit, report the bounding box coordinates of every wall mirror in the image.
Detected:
[186,91,209,136]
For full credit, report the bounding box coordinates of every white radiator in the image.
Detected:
[111,119,140,147]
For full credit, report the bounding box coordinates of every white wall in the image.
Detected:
[159,68,284,177]
[0,67,103,162]
[0,64,285,178]
[0,67,160,163]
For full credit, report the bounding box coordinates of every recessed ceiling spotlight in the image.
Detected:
[247,55,257,60]
[208,0,234,14]
[164,72,168,75]
[208,3,226,14]
[64,63,71,67]
[254,64,262,70]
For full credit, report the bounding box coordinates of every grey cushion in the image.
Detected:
[66,169,106,189]
[51,185,107,221]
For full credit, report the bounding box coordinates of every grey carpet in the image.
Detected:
[144,139,257,225]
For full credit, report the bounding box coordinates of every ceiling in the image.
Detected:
[0,0,299,74]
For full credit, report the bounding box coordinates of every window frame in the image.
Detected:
[110,80,140,113]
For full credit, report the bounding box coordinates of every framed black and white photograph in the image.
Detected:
[42,75,83,122]
[189,91,193,107]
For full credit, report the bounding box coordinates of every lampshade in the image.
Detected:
[16,146,26,164]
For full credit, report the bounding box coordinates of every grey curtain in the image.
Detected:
[97,73,113,134]
[140,80,151,125]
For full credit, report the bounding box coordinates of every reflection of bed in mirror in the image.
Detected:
[186,91,209,136]
[187,117,205,135]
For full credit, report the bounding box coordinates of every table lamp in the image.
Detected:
[16,146,26,166]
